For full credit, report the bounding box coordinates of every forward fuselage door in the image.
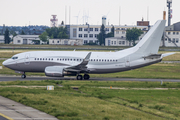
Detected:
[125,56,130,67]
[24,53,30,65]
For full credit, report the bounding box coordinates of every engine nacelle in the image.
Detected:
[45,66,77,77]
[45,66,64,77]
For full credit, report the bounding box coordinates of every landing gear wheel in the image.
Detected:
[84,74,90,80]
[21,74,26,79]
[76,75,82,80]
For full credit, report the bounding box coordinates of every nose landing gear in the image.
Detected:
[21,73,26,79]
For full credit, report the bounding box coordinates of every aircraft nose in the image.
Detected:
[2,60,8,66]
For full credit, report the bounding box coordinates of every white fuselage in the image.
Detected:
[3,50,162,74]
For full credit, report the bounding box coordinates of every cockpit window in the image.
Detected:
[12,57,18,60]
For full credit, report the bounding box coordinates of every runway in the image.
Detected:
[1,75,180,82]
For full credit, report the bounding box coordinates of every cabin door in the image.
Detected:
[24,53,30,65]
[125,56,130,67]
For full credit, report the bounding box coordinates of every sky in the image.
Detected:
[0,0,179,26]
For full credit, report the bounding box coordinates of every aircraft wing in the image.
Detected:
[64,52,91,73]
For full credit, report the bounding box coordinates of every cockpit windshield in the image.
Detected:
[12,56,18,60]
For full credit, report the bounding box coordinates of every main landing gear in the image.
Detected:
[21,73,26,79]
[76,74,90,80]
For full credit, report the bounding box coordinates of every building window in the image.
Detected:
[89,40,93,43]
[89,34,93,38]
[121,36,124,38]
[90,28,93,31]
[79,28,82,31]
[168,38,171,43]
[111,41,113,45]
[176,38,179,43]
[84,40,88,44]
[114,41,116,45]
[173,32,175,35]
[57,41,59,43]
[116,31,119,34]
[177,32,179,35]
[119,41,121,44]
[95,28,98,31]
[84,34,88,38]
[18,40,21,43]
[168,32,171,35]
[95,34,98,38]
[73,28,77,37]
[122,31,125,34]
[84,28,88,31]
[79,34,82,38]
[173,38,175,43]
[165,38,167,41]
[122,41,125,44]
[52,41,54,43]
[106,28,109,31]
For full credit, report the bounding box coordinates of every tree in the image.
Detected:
[106,26,114,38]
[4,28,10,44]
[21,30,25,35]
[126,27,143,46]
[39,31,49,43]
[45,26,69,39]
[97,24,106,45]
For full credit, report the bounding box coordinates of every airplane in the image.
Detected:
[3,20,175,80]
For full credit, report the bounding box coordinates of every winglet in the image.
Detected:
[84,52,91,62]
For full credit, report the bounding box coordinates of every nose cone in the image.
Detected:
[2,60,8,66]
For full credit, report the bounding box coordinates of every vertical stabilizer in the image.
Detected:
[135,20,166,55]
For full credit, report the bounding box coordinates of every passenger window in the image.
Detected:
[102,59,104,62]
[40,58,42,60]
[46,58,47,60]
[57,58,59,60]
[49,58,50,60]
[60,59,61,61]
[105,60,106,62]
[51,58,53,60]
[43,58,44,60]
[37,58,39,60]
[77,59,79,61]
[99,59,101,61]
[35,58,36,60]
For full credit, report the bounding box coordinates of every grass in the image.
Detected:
[2,80,180,119]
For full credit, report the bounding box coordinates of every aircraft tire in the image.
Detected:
[84,74,90,80]
[77,75,82,80]
[21,74,26,79]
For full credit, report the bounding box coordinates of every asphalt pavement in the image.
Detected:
[1,75,180,82]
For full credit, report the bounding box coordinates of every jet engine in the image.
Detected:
[45,66,76,77]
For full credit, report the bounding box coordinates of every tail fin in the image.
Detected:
[135,20,166,55]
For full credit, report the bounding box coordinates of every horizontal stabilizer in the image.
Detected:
[143,54,162,59]
[161,52,176,58]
